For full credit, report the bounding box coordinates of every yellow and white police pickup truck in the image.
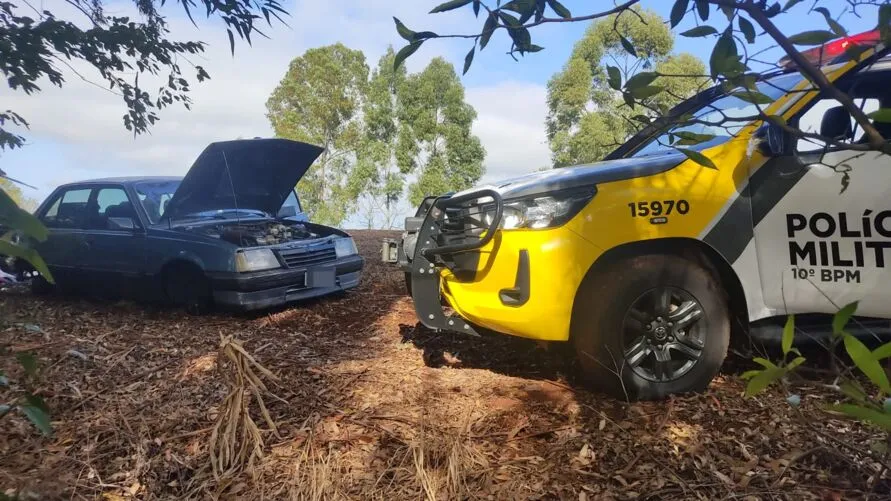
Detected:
[385,31,891,400]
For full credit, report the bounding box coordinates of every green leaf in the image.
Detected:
[830,403,891,431]
[881,4,891,28]
[814,7,847,37]
[393,41,423,70]
[0,240,52,283]
[670,0,689,28]
[868,109,891,124]
[498,11,521,27]
[720,4,735,21]
[527,44,544,52]
[678,148,717,169]
[709,28,739,79]
[473,0,481,17]
[619,35,637,57]
[629,85,662,100]
[19,397,52,437]
[753,357,778,369]
[503,0,535,23]
[788,30,838,46]
[16,351,37,378]
[674,131,715,146]
[783,0,803,12]
[840,380,869,403]
[480,13,498,50]
[393,17,415,41]
[507,25,532,52]
[874,341,891,360]
[463,45,475,75]
[786,356,806,370]
[24,393,48,413]
[430,0,473,14]
[740,369,761,380]
[695,0,709,21]
[606,65,622,91]
[625,71,658,90]
[833,301,858,335]
[764,2,781,17]
[680,25,718,37]
[621,91,635,109]
[0,189,48,241]
[731,89,775,105]
[745,367,785,397]
[546,0,571,19]
[844,334,891,393]
[781,314,794,355]
[738,17,756,44]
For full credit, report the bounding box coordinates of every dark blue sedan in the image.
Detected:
[25,138,364,312]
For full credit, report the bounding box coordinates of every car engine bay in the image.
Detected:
[194,221,320,247]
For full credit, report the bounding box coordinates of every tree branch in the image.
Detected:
[737,0,889,151]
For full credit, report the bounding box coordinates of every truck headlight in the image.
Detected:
[235,248,281,272]
[484,187,595,230]
[334,237,358,258]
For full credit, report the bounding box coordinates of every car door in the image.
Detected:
[752,68,891,318]
[36,186,93,283]
[81,185,147,284]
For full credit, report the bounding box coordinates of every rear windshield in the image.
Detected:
[631,72,808,158]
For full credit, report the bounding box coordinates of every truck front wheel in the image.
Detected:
[573,254,729,401]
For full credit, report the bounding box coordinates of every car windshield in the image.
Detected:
[631,72,808,158]
[134,180,180,224]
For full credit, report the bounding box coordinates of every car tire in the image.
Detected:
[163,264,212,315]
[31,275,54,296]
[572,253,729,401]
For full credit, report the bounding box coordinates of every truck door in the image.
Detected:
[752,69,891,317]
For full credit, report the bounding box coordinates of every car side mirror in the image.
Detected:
[108,217,138,231]
[755,123,788,157]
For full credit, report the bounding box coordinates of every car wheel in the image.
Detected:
[163,264,212,315]
[31,275,55,296]
[572,254,729,401]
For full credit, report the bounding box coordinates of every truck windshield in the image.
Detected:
[134,180,180,224]
[631,72,807,158]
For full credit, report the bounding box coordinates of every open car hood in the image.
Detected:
[164,138,323,220]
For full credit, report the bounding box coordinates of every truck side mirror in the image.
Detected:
[755,123,787,157]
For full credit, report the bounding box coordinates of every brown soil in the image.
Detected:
[0,230,887,500]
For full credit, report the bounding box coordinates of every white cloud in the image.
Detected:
[1,0,551,218]
[464,81,551,184]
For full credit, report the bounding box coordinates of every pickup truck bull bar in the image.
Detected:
[408,189,503,335]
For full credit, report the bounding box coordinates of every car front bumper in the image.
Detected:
[208,254,364,311]
[405,190,601,342]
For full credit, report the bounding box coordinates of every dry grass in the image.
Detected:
[2,231,890,500]
[207,335,283,483]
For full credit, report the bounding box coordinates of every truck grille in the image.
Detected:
[278,246,336,269]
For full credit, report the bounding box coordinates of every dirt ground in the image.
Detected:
[1,230,889,500]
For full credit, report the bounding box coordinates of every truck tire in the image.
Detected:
[573,253,729,401]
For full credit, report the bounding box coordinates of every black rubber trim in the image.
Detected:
[499,249,530,307]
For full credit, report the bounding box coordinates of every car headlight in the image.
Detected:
[235,248,281,272]
[334,237,358,258]
[483,187,595,230]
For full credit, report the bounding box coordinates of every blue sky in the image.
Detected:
[0,0,881,228]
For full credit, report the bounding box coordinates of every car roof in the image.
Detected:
[58,176,183,188]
